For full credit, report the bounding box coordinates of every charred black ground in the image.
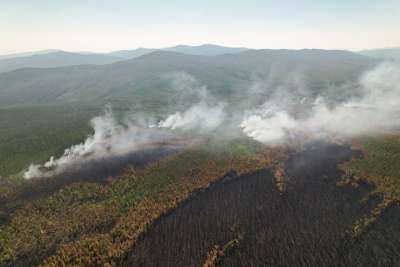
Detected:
[123,141,400,267]
[0,146,178,224]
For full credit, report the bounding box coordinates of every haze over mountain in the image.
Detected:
[0,51,122,74]
[359,47,400,61]
[0,49,377,108]
[109,44,248,59]
[2,0,400,265]
[0,49,60,60]
[0,44,249,74]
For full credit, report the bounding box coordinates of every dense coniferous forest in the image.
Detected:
[0,47,399,266]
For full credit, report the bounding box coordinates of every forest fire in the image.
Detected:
[123,141,400,267]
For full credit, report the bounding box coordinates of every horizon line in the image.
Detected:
[1,44,400,57]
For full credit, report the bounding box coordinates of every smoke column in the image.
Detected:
[24,107,172,179]
[158,72,227,131]
[23,63,400,178]
[240,62,400,143]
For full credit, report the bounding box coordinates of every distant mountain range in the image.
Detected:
[0,49,377,108]
[0,51,121,74]
[1,44,396,75]
[0,49,60,60]
[0,44,249,74]
[109,44,248,59]
[359,47,400,61]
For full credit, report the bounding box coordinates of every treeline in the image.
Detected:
[0,139,278,266]
[124,142,400,267]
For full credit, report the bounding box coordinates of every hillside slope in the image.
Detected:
[109,44,248,59]
[359,47,400,61]
[0,51,122,74]
[0,44,248,74]
[0,49,377,108]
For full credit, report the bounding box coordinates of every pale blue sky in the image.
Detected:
[1,0,399,54]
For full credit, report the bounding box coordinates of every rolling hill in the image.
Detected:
[359,47,400,61]
[0,49,60,60]
[0,51,122,74]
[0,48,399,267]
[0,44,249,74]
[108,44,248,59]
[0,48,379,176]
[0,49,377,108]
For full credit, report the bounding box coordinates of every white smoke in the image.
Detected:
[158,102,226,131]
[240,107,298,144]
[159,72,227,131]
[24,63,400,178]
[23,72,227,179]
[163,71,209,105]
[24,107,172,179]
[240,62,400,143]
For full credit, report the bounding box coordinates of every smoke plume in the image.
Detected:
[159,72,227,131]
[158,102,226,131]
[23,63,400,179]
[240,62,400,143]
[23,72,226,179]
[24,106,172,179]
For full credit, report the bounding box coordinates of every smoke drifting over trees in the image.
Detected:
[24,107,173,179]
[24,62,400,179]
[240,62,400,143]
[158,72,227,131]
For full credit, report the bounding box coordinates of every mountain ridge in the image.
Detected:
[0,49,378,108]
[0,44,249,74]
[359,47,400,61]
